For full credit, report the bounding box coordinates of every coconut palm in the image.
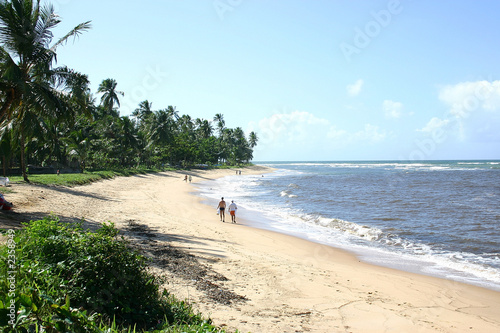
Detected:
[63,128,90,171]
[0,0,91,181]
[213,113,225,137]
[0,122,15,176]
[97,78,123,116]
[132,100,153,121]
[195,118,212,139]
[249,131,258,148]
[147,109,175,148]
[166,105,179,121]
[0,0,91,123]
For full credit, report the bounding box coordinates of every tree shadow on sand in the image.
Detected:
[0,210,104,231]
[122,220,248,305]
[0,210,248,306]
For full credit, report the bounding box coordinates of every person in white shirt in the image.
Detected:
[228,200,238,223]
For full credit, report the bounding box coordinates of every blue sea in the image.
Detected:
[194,160,500,291]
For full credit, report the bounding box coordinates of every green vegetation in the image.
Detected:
[0,1,250,330]
[0,0,258,183]
[5,167,177,187]
[0,217,228,332]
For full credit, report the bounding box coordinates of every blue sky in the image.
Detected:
[48,0,500,161]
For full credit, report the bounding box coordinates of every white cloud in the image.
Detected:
[417,117,450,133]
[250,110,387,151]
[326,126,348,140]
[439,80,500,118]
[250,110,330,147]
[436,80,500,141]
[354,124,387,143]
[382,100,403,119]
[346,79,364,97]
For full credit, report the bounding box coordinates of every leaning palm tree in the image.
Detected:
[0,0,91,181]
[97,78,123,116]
[0,0,91,122]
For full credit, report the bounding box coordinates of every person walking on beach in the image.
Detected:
[217,197,226,222]
[228,200,238,223]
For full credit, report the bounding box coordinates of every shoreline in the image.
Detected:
[193,165,500,293]
[2,166,499,332]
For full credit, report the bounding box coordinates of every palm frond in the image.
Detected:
[51,20,91,52]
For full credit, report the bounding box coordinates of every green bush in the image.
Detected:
[0,217,227,332]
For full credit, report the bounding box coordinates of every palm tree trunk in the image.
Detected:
[20,131,29,183]
[0,92,15,123]
[2,155,6,177]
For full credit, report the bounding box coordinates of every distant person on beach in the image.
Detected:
[184,175,188,182]
[188,175,192,183]
[217,197,226,222]
[228,200,238,223]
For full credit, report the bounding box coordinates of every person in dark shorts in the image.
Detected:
[217,197,226,222]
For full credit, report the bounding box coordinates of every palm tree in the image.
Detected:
[213,113,225,137]
[132,100,153,121]
[147,109,175,148]
[0,122,15,176]
[63,128,90,171]
[0,0,91,181]
[10,106,49,181]
[195,118,212,139]
[249,131,258,148]
[166,105,179,121]
[97,78,123,116]
[0,0,91,123]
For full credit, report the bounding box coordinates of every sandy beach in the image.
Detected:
[1,166,499,333]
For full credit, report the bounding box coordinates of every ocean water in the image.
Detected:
[194,161,500,291]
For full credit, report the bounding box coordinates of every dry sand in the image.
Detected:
[1,166,499,333]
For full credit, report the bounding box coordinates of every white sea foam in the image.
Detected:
[195,162,500,291]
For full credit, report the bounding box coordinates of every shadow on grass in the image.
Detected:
[0,210,104,231]
[0,210,248,305]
